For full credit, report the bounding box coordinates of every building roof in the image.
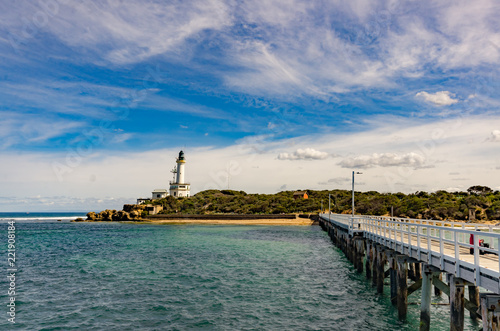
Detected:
[152,189,168,193]
[293,191,307,195]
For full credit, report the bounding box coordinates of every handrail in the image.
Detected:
[319,213,500,292]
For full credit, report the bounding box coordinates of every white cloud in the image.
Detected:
[488,130,500,142]
[278,148,329,160]
[338,152,426,169]
[415,91,459,106]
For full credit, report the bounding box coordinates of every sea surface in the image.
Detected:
[0,214,480,330]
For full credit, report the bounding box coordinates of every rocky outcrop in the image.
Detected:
[73,208,144,222]
[123,204,146,213]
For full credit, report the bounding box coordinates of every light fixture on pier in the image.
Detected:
[352,171,363,218]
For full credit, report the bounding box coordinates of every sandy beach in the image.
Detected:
[142,218,317,226]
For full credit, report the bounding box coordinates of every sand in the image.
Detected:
[141,218,317,226]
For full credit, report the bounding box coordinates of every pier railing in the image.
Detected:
[319,213,500,293]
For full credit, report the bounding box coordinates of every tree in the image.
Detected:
[467,186,493,196]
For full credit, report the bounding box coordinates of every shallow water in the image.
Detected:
[0,221,480,330]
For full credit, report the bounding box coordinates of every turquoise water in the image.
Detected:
[0,221,480,330]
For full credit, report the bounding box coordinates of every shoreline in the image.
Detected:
[139,218,318,225]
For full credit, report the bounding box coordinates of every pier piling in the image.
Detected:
[354,237,364,273]
[480,293,500,331]
[450,275,465,331]
[366,241,372,280]
[468,285,480,320]
[389,255,397,306]
[409,263,415,281]
[376,248,386,294]
[415,263,422,280]
[419,264,433,331]
[397,256,408,321]
[372,244,378,287]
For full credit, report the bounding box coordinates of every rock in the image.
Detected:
[72,218,85,222]
[123,204,146,213]
[86,212,97,221]
[113,210,131,222]
[99,209,116,222]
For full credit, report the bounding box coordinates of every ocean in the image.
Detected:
[0,213,480,330]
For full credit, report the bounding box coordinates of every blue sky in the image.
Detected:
[1,0,500,211]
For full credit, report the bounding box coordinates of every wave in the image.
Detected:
[0,215,86,222]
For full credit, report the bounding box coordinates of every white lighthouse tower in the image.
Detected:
[169,150,191,198]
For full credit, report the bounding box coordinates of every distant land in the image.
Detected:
[76,185,500,223]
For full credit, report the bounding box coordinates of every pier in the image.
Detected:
[319,213,500,331]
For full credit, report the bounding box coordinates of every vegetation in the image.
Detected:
[144,186,500,222]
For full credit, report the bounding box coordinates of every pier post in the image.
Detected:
[397,256,408,321]
[389,254,397,306]
[366,241,372,280]
[346,236,352,262]
[468,285,480,320]
[409,262,415,281]
[419,264,433,331]
[450,275,465,331]
[372,245,379,287]
[434,273,442,296]
[480,293,500,331]
[341,233,345,253]
[350,237,356,265]
[415,263,422,280]
[376,248,386,294]
[355,238,364,273]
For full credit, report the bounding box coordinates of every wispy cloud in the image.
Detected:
[318,177,350,185]
[0,112,84,149]
[1,1,232,65]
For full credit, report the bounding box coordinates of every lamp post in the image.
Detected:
[352,171,363,218]
[328,193,331,220]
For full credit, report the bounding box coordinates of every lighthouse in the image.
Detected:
[169,150,191,198]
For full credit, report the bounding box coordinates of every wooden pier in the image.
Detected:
[319,213,500,331]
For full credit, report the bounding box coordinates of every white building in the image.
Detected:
[169,150,191,198]
[137,198,149,204]
[152,189,168,200]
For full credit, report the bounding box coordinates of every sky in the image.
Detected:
[1,0,500,211]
